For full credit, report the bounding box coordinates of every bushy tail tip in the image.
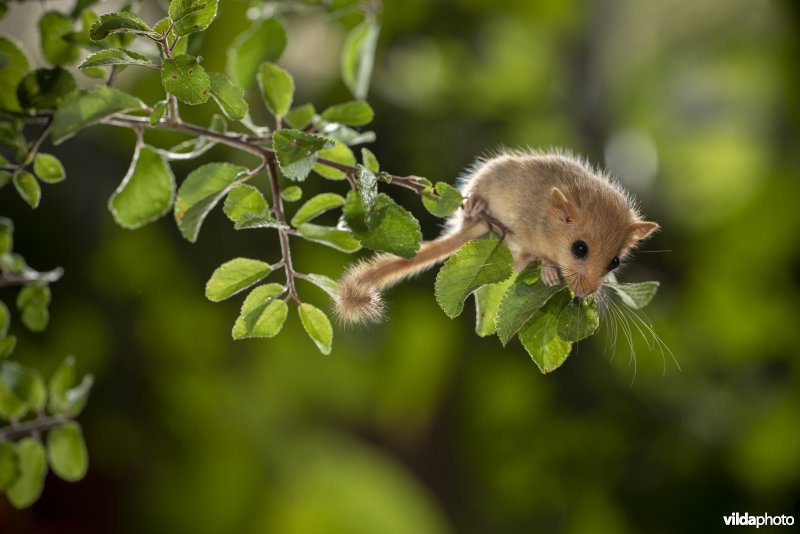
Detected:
[334,264,386,325]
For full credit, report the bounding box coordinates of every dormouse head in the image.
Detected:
[546,186,659,297]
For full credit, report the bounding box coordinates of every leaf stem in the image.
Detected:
[0,414,69,441]
[265,155,302,305]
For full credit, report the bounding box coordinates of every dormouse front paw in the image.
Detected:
[540,262,561,286]
[463,194,488,221]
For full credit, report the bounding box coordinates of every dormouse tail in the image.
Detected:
[335,221,487,325]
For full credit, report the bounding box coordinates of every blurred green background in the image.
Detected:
[2,0,800,532]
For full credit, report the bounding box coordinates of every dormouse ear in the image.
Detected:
[549,187,578,223]
[628,221,659,243]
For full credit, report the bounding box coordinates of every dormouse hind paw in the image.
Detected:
[540,262,561,287]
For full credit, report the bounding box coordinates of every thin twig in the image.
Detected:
[265,155,302,305]
[0,415,69,441]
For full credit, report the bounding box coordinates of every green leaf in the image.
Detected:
[303,273,339,299]
[174,162,248,242]
[0,36,30,112]
[16,67,76,111]
[434,238,514,318]
[321,100,374,126]
[231,284,287,340]
[109,144,175,229]
[163,114,226,160]
[356,166,377,213]
[257,62,293,118]
[0,300,9,337]
[341,19,379,100]
[161,54,210,105]
[323,125,376,146]
[47,422,88,482]
[361,147,379,173]
[313,141,356,180]
[47,355,74,414]
[474,273,517,337]
[0,441,17,491]
[13,171,41,209]
[291,193,345,226]
[223,184,268,222]
[17,284,51,332]
[519,291,573,373]
[6,438,46,509]
[150,100,167,125]
[0,361,46,413]
[205,258,273,302]
[77,48,157,69]
[296,223,362,253]
[285,104,316,130]
[51,86,145,144]
[0,217,13,255]
[208,72,248,120]
[557,296,600,342]
[227,18,286,90]
[233,213,284,230]
[89,11,153,40]
[169,0,218,36]
[280,185,302,202]
[607,281,660,310]
[422,182,463,217]
[0,374,25,420]
[495,265,563,345]
[343,191,421,258]
[33,153,66,184]
[272,129,333,181]
[0,335,17,359]
[298,303,333,355]
[39,11,80,65]
[63,375,92,418]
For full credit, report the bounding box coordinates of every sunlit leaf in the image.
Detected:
[422,182,462,218]
[257,62,293,118]
[285,103,315,130]
[227,18,286,90]
[495,264,563,346]
[361,147,379,173]
[519,291,573,373]
[78,48,157,69]
[205,258,273,302]
[607,281,660,310]
[298,303,333,355]
[272,129,333,181]
[474,273,516,337]
[0,36,29,112]
[341,19,379,100]
[51,86,145,144]
[231,284,287,339]
[33,153,66,184]
[303,273,339,299]
[313,141,355,180]
[89,11,153,40]
[435,238,514,318]
[13,171,41,209]
[321,100,374,126]
[47,422,88,482]
[174,162,248,242]
[291,193,345,226]
[6,438,46,509]
[296,223,361,253]
[169,0,218,36]
[208,72,248,120]
[39,11,80,65]
[343,191,421,258]
[161,54,210,105]
[281,185,302,202]
[109,144,175,229]
[223,184,268,222]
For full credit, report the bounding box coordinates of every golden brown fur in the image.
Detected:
[335,150,659,325]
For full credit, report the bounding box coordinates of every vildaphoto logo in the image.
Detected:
[723,512,795,528]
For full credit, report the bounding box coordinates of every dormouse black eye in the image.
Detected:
[571,240,588,260]
[607,256,620,271]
